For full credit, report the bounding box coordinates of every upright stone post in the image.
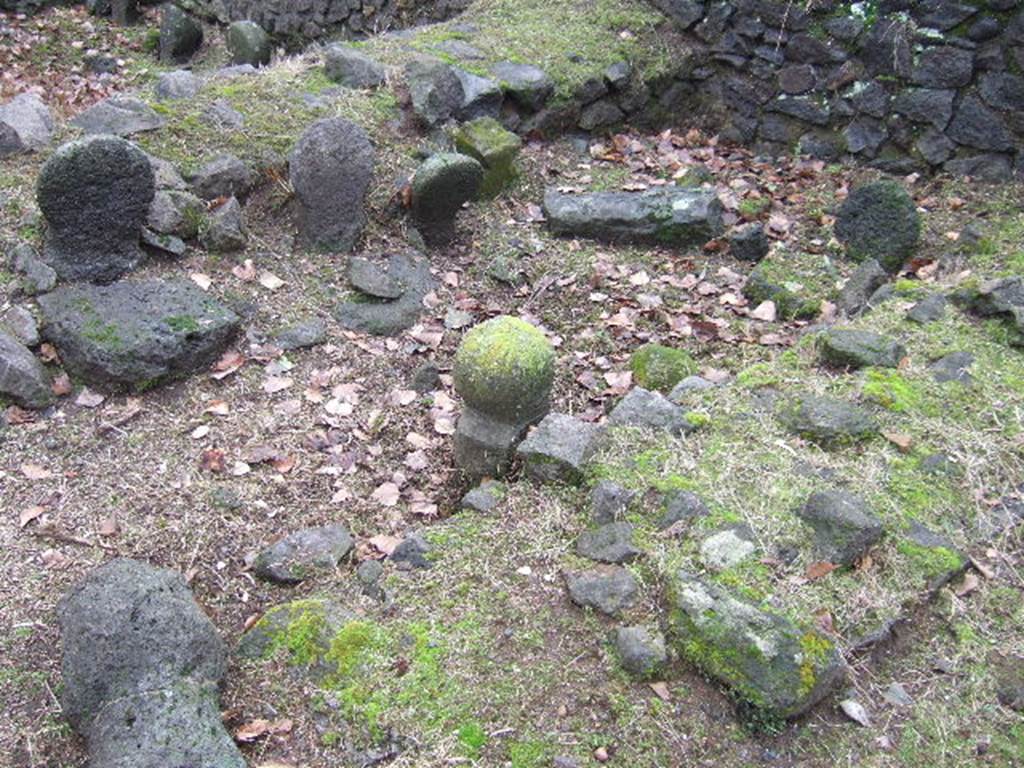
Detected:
[452,316,555,480]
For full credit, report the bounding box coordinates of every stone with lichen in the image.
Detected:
[452,117,522,197]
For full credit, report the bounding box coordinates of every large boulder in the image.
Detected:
[0,330,52,409]
[38,279,239,391]
[290,117,374,252]
[834,181,920,273]
[159,5,203,64]
[666,571,846,718]
[37,135,155,283]
[544,187,723,246]
[227,20,271,66]
[0,92,54,157]
[58,559,244,768]
[410,152,483,245]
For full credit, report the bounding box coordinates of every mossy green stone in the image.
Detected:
[629,343,697,393]
[453,315,555,424]
[452,117,522,198]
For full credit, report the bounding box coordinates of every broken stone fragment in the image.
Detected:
[516,412,604,484]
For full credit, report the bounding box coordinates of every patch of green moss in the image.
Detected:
[508,737,553,768]
[457,721,488,758]
[165,314,199,334]
[897,539,964,581]
[738,198,771,220]
[630,343,697,393]
[82,318,125,350]
[861,369,929,413]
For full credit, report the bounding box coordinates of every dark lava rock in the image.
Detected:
[614,625,668,679]
[929,351,974,384]
[410,152,484,245]
[38,279,239,391]
[154,69,201,102]
[946,95,1014,152]
[591,480,637,525]
[335,251,434,336]
[8,241,57,295]
[159,5,203,64]
[956,276,1024,341]
[834,180,920,273]
[391,532,431,570]
[517,412,604,484]
[227,20,271,67]
[290,117,374,252]
[838,259,889,317]
[406,58,464,127]
[348,255,405,299]
[665,570,846,719]
[0,330,52,409]
[912,46,974,88]
[461,480,505,513]
[253,524,353,584]
[491,61,553,110]
[70,96,165,137]
[274,318,326,350]
[608,387,697,436]
[566,565,638,615]
[730,222,770,262]
[0,92,54,156]
[37,135,154,283]
[58,559,244,768]
[191,154,253,200]
[544,187,722,246]
[324,44,386,89]
[201,196,247,252]
[906,294,947,324]
[454,68,503,121]
[819,328,906,369]
[777,394,877,445]
[148,189,203,239]
[658,489,709,530]
[797,489,883,566]
[577,521,642,564]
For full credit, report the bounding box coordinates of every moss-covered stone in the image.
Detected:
[453,315,555,424]
[834,180,921,273]
[629,343,697,393]
[452,117,522,198]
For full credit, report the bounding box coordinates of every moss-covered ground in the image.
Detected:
[1,4,1024,768]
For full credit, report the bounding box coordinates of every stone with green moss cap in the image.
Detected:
[453,316,555,479]
[452,117,522,198]
[666,570,846,719]
[629,343,697,393]
[835,180,921,273]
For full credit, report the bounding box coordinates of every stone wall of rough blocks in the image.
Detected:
[647,0,1024,180]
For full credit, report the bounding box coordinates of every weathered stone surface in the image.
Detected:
[253,524,353,584]
[461,480,505,513]
[912,46,973,88]
[410,152,483,244]
[58,559,244,768]
[578,99,625,131]
[191,153,253,200]
[453,68,503,121]
[798,489,883,566]
[154,69,201,100]
[8,241,57,295]
[666,571,846,718]
[452,407,523,480]
[148,189,203,239]
[37,135,155,283]
[730,222,769,262]
[777,394,877,445]
[700,527,756,571]
[335,251,434,335]
[819,328,905,369]
[630,343,696,393]
[566,565,638,615]
[614,626,668,679]
[38,279,239,390]
[290,117,374,251]
[929,351,974,384]
[0,92,54,156]
[202,99,245,131]
[324,44,386,88]
[274,318,326,350]
[946,95,1014,151]
[71,96,165,137]
[392,532,432,570]
[838,259,889,317]
[0,330,52,409]
[668,375,717,403]
[348,255,404,299]
[227,20,271,66]
[516,412,604,484]
[577,521,642,564]
[591,480,637,525]
[907,293,947,324]
[659,489,709,530]
[406,58,463,126]
[944,153,1013,182]
[236,597,352,665]
[491,61,553,110]
[1,305,39,347]
[978,72,1024,112]
[608,387,696,436]
[993,654,1024,712]
[891,88,955,130]
[544,187,723,246]
[159,4,203,63]
[834,180,920,273]
[201,196,247,252]
[452,117,522,197]
[957,276,1024,340]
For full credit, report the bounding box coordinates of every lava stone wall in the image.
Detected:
[650,0,1024,180]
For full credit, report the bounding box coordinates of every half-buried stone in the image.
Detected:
[577,521,642,564]
[453,316,555,480]
[544,186,723,247]
[955,276,1024,344]
[834,180,921,273]
[410,152,484,246]
[699,527,756,571]
[405,58,464,127]
[516,412,604,484]
[38,279,239,391]
[629,342,697,393]
[818,328,906,369]
[235,597,354,677]
[37,135,155,283]
[323,44,386,89]
[777,394,877,446]
[608,387,698,436]
[665,571,846,719]
[335,251,435,336]
[0,330,52,409]
[614,626,668,680]
[59,559,245,768]
[253,524,353,585]
[452,117,522,198]
[797,489,883,567]
[290,117,374,252]
[70,96,165,137]
[490,61,553,111]
[591,480,637,525]
[566,565,638,616]
[929,351,974,385]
